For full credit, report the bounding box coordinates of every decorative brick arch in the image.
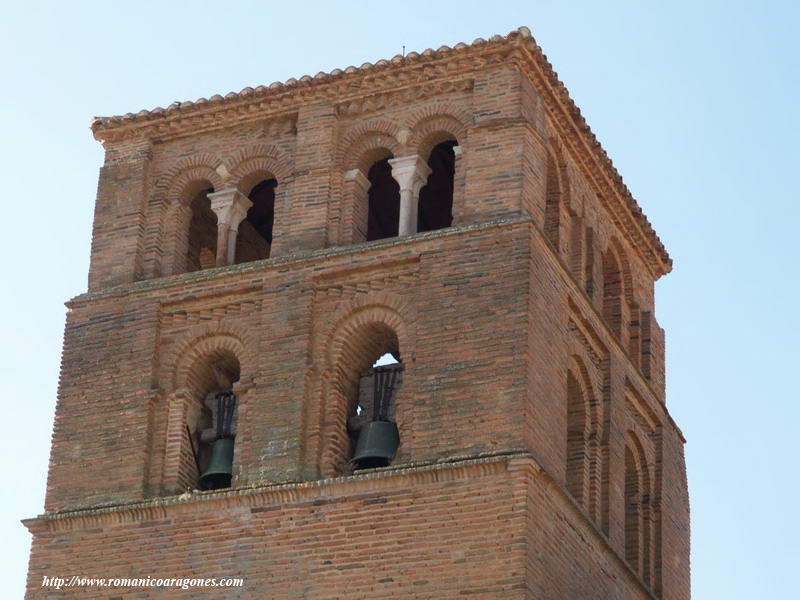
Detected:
[544,140,572,255]
[566,355,604,523]
[158,153,226,207]
[337,119,402,171]
[156,323,256,495]
[406,103,471,158]
[333,122,404,245]
[316,293,415,477]
[165,322,257,397]
[606,236,634,304]
[624,429,653,585]
[153,155,227,275]
[226,143,294,193]
[601,238,633,341]
[323,293,414,364]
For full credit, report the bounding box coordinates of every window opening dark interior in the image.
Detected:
[187,187,217,271]
[235,178,276,263]
[418,140,456,233]
[366,158,400,241]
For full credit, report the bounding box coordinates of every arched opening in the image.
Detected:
[566,370,587,504]
[235,178,276,264]
[186,349,241,491]
[624,437,652,585]
[602,250,623,338]
[545,152,562,249]
[625,445,641,571]
[418,140,456,232]
[345,327,403,471]
[322,319,405,475]
[584,226,596,299]
[186,188,217,272]
[366,158,400,241]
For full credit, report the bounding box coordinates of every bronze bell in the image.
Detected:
[352,420,400,469]
[199,437,234,490]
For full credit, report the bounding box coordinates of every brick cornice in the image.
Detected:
[24,452,659,599]
[513,41,671,279]
[23,451,521,535]
[91,44,509,145]
[66,216,532,306]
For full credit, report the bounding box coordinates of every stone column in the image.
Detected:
[389,155,431,236]
[208,188,253,266]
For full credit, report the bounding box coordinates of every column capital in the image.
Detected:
[389,155,431,196]
[208,187,253,229]
[343,168,370,191]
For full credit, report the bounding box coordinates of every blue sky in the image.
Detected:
[1,1,797,597]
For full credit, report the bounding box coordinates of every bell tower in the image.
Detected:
[25,27,689,599]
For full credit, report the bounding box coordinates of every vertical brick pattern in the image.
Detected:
[88,140,151,290]
[275,103,338,254]
[45,297,159,511]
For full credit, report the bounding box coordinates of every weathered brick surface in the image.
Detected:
[26,27,688,599]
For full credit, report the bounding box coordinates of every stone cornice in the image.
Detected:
[90,26,669,276]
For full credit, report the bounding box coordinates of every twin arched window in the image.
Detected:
[182,139,457,275]
[185,178,276,272]
[365,140,457,241]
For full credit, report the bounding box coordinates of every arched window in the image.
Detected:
[544,151,562,250]
[186,350,241,491]
[366,158,400,241]
[624,435,653,586]
[566,370,588,504]
[348,352,403,470]
[186,188,217,272]
[322,319,405,476]
[235,179,276,264]
[584,226,596,299]
[624,445,641,570]
[418,140,456,233]
[602,249,623,338]
[565,360,601,524]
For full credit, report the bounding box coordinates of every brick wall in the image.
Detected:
[27,28,688,599]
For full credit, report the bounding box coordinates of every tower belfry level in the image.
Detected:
[24,26,689,599]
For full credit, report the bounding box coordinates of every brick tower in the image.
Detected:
[24,27,689,599]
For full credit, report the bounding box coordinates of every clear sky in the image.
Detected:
[1,1,797,597]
